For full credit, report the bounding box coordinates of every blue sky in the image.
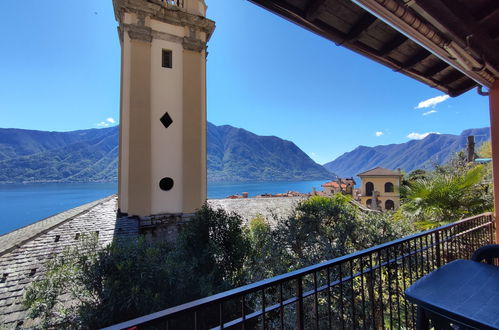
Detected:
[0,0,491,164]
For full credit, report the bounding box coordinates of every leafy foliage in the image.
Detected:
[23,206,251,328]
[478,140,492,158]
[24,197,413,328]
[400,151,492,228]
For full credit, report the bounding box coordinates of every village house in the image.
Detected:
[357,167,402,211]
[321,177,356,195]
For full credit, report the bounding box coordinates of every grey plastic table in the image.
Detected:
[405,259,499,329]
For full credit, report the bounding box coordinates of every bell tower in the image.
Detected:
[113,0,215,216]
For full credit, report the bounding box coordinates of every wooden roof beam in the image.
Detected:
[305,0,327,21]
[416,0,499,67]
[424,62,449,77]
[377,35,406,56]
[452,78,478,96]
[338,13,377,45]
[440,70,465,85]
[398,49,431,70]
[478,7,499,24]
[441,0,499,67]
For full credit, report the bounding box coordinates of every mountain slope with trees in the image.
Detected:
[0,124,333,183]
[0,127,119,183]
[207,123,332,182]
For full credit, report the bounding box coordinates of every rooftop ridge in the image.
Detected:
[357,167,402,177]
[0,195,116,257]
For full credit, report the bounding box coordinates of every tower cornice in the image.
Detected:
[113,0,215,41]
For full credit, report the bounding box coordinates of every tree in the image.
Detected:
[24,199,414,328]
[24,205,252,328]
[478,140,492,158]
[175,204,252,292]
[401,164,491,229]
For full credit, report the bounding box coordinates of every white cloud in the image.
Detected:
[423,110,437,116]
[96,117,116,128]
[375,131,383,137]
[97,121,109,128]
[415,95,450,109]
[407,132,440,140]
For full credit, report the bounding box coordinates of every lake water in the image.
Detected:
[0,180,326,235]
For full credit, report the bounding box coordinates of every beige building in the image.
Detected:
[113,0,215,217]
[357,167,402,211]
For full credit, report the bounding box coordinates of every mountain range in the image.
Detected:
[323,127,490,178]
[0,125,490,184]
[208,123,332,182]
[0,127,119,183]
[0,124,332,183]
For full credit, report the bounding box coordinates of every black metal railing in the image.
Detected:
[105,213,494,330]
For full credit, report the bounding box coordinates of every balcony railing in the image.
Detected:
[105,212,494,330]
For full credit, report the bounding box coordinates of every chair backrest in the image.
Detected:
[471,244,499,265]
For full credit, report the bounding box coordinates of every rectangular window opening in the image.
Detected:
[162,49,172,68]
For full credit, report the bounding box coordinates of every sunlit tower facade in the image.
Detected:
[112,0,215,217]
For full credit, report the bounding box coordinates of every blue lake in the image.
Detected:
[208,180,326,198]
[0,180,326,235]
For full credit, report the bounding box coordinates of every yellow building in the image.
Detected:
[357,167,402,211]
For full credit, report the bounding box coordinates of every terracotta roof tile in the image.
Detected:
[322,181,340,188]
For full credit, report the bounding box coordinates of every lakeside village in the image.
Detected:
[225,167,402,212]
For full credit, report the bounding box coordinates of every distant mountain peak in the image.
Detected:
[207,122,333,183]
[324,127,490,178]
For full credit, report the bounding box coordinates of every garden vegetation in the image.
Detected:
[24,145,493,328]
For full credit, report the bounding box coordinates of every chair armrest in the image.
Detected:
[471,244,499,264]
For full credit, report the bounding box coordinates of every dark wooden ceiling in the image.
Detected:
[249,0,499,96]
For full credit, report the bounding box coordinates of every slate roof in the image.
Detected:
[0,196,138,328]
[357,167,403,177]
[207,197,305,227]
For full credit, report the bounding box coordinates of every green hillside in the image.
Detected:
[0,124,333,183]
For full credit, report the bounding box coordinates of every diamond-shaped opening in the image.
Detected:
[160,112,173,129]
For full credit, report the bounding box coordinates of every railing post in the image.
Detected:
[490,214,496,244]
[435,232,441,268]
[296,276,304,330]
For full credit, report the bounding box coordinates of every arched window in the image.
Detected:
[365,182,374,196]
[366,199,372,208]
[385,182,394,193]
[385,199,395,210]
